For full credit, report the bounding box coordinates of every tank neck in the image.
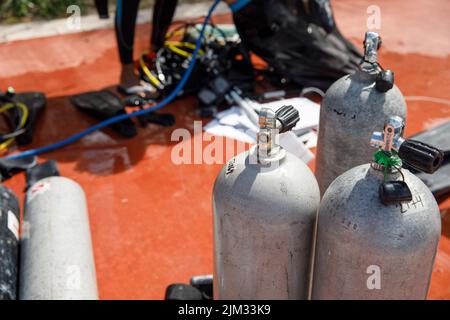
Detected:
[256,130,286,165]
[369,162,402,181]
[356,69,378,82]
[360,31,382,77]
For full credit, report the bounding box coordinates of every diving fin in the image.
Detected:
[122,95,176,127]
[70,90,138,138]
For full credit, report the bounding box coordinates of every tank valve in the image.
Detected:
[361,31,395,92]
[363,31,382,66]
[370,116,444,205]
[257,105,299,161]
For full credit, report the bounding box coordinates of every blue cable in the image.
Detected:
[229,0,251,13]
[5,0,222,161]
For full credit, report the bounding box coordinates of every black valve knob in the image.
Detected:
[398,139,444,174]
[375,70,394,93]
[275,105,299,133]
[123,95,146,107]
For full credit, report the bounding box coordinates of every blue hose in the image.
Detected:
[5,0,222,161]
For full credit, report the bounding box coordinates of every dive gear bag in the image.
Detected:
[232,0,362,90]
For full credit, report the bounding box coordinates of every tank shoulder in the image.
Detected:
[319,163,441,251]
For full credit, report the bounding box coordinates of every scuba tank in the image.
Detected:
[0,185,20,300]
[213,105,320,299]
[19,161,98,300]
[312,116,444,299]
[315,31,407,194]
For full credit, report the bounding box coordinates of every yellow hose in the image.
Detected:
[139,23,206,89]
[165,41,205,58]
[139,41,205,88]
[139,54,163,88]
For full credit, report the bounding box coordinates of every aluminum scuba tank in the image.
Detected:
[315,31,407,194]
[0,185,20,300]
[19,161,98,300]
[213,105,320,300]
[312,116,444,300]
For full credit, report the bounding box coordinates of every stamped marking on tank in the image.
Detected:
[331,108,357,120]
[341,217,358,231]
[27,182,51,203]
[225,158,236,177]
[396,194,427,214]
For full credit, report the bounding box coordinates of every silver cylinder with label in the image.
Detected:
[213,106,320,299]
[20,176,98,300]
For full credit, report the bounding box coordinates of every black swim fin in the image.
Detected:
[70,90,137,138]
[122,95,176,127]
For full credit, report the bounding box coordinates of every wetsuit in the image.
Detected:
[94,0,109,18]
[115,0,178,64]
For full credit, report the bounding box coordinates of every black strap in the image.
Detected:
[25,160,60,190]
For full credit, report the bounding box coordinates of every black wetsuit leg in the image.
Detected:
[115,0,141,64]
[115,0,178,63]
[151,0,179,51]
[94,0,109,18]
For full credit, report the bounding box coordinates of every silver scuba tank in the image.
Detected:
[315,31,407,194]
[0,185,20,300]
[20,162,98,300]
[213,105,320,300]
[312,116,444,300]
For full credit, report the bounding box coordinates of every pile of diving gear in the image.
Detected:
[138,0,364,98]
[0,160,98,300]
[76,0,363,136]
[131,0,363,116]
[70,22,254,134]
[137,22,254,117]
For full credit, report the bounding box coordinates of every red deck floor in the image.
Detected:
[0,0,449,299]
